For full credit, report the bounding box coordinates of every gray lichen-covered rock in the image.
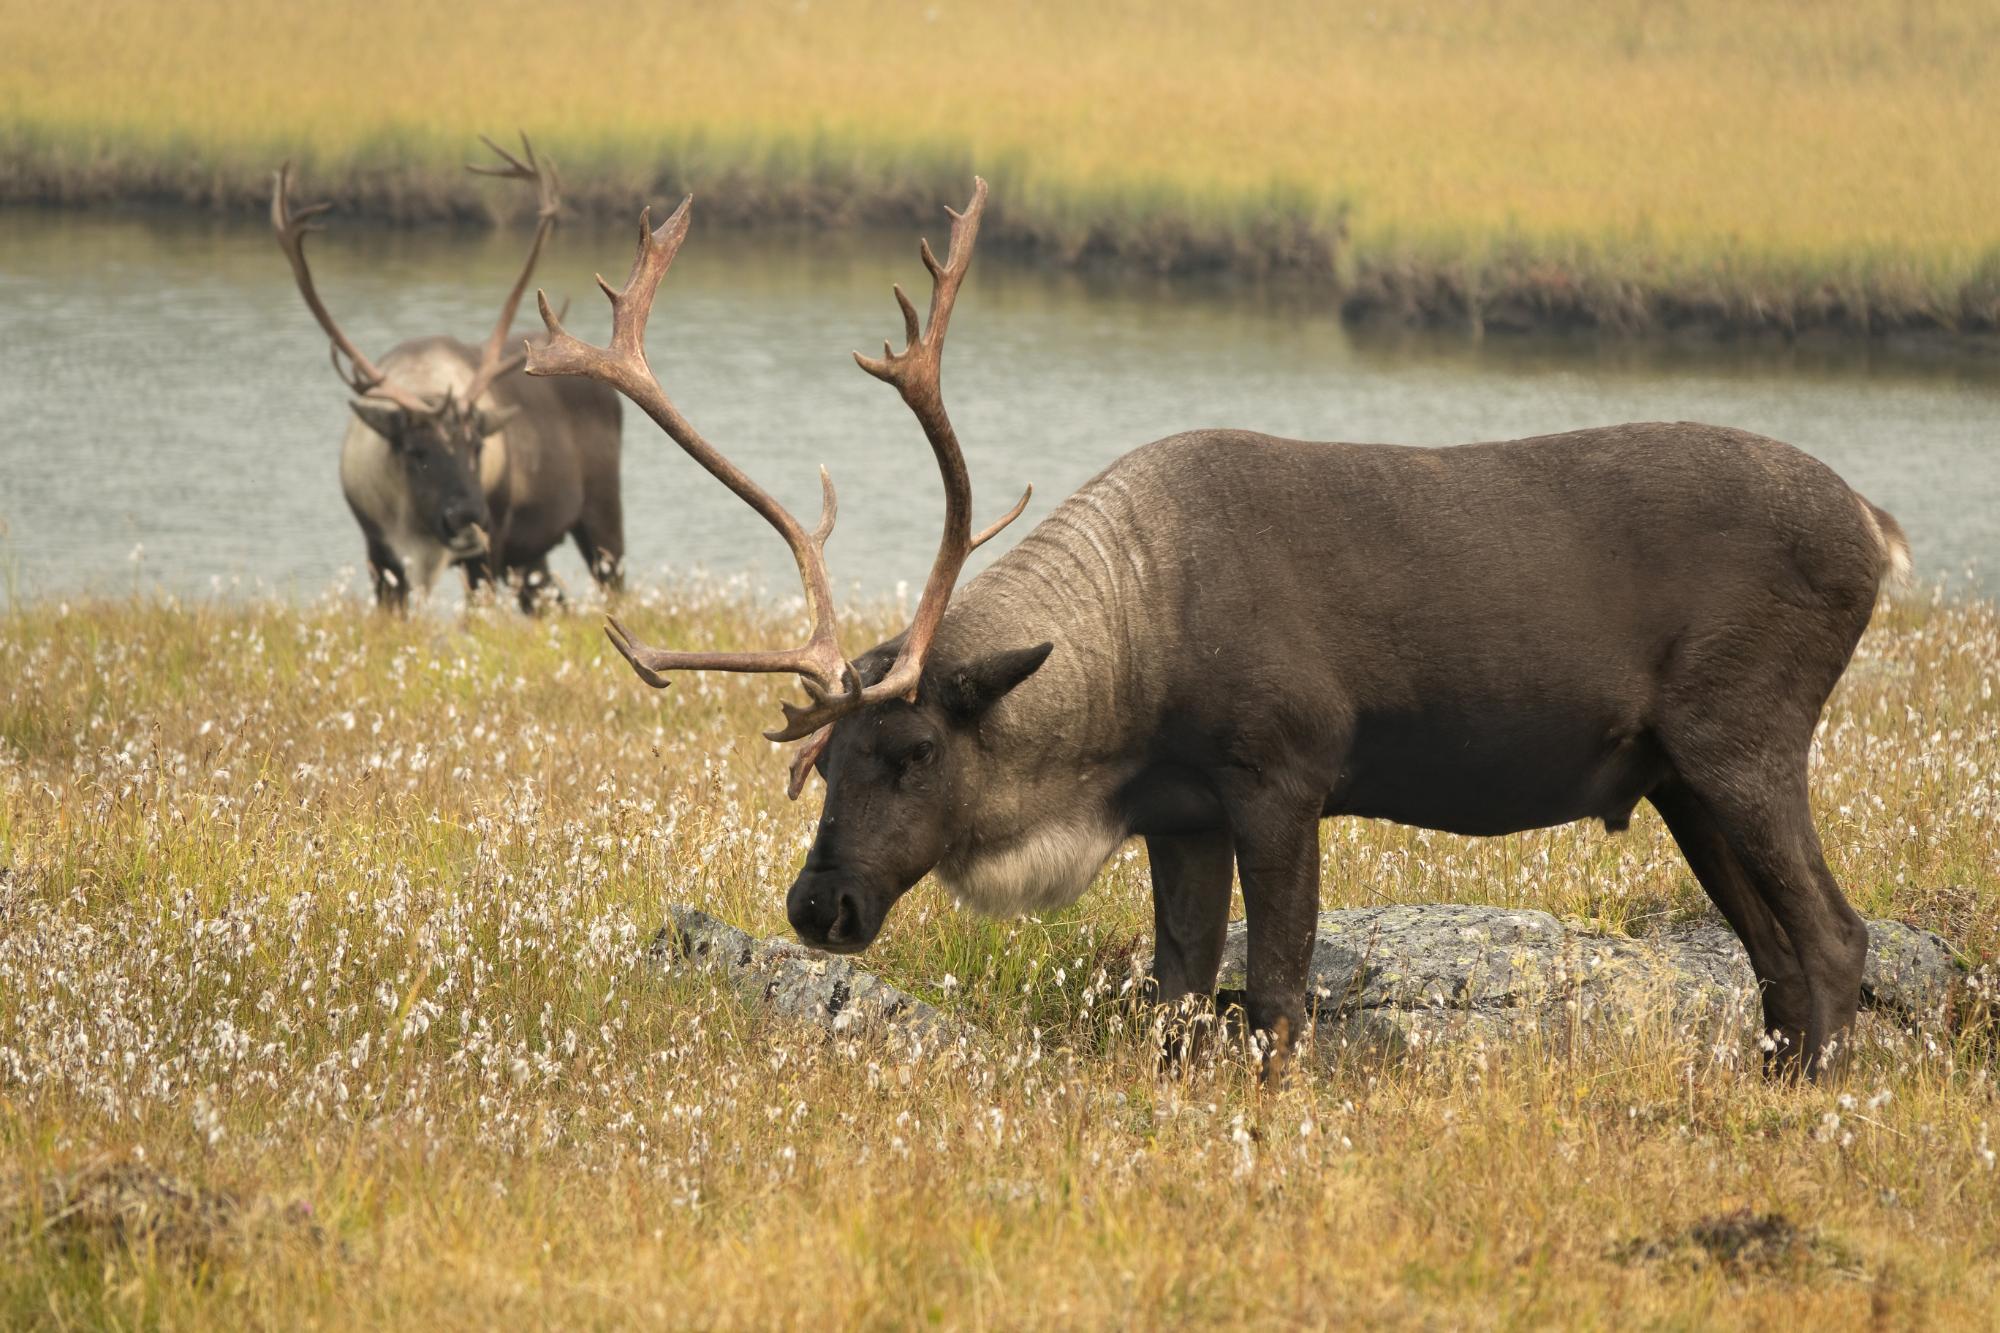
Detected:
[1206,906,1963,1050]
[648,907,974,1051]
[1860,918,1963,1016]
[650,901,1961,1059]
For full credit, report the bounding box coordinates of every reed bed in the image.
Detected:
[0,582,1993,1326]
[6,0,2000,334]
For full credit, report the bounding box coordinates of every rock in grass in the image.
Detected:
[649,907,974,1051]
[650,902,1961,1058]
[1206,906,1963,1049]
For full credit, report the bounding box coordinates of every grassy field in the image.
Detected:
[0,584,1995,1326]
[6,0,2000,336]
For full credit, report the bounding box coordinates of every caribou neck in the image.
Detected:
[923,465,1185,913]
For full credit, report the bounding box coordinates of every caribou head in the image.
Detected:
[526,179,1034,951]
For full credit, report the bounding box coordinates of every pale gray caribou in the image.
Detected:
[274,134,623,611]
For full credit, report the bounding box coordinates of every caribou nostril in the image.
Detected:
[825,892,855,944]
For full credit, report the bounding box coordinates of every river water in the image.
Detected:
[0,210,1993,604]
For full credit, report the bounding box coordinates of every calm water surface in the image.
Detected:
[1,210,1994,602]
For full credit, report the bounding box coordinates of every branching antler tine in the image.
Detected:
[466,130,564,404]
[612,197,692,359]
[541,162,562,221]
[894,283,921,346]
[608,609,857,701]
[604,618,673,689]
[811,467,839,547]
[535,201,688,376]
[971,484,1033,550]
[841,177,991,706]
[328,343,383,395]
[528,287,626,393]
[785,726,834,800]
[534,288,566,338]
[272,160,428,411]
[269,162,296,230]
[470,133,513,172]
[467,130,535,179]
[852,345,898,381]
[766,665,862,743]
[770,699,818,743]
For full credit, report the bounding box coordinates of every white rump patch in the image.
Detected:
[1854,493,1912,589]
[936,813,1125,918]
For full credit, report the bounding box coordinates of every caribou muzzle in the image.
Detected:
[444,513,490,559]
[785,867,891,954]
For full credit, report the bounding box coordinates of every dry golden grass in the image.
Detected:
[7,0,2000,313]
[0,583,1995,1327]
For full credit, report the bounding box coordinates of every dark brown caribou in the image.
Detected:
[532,179,1910,1081]
[274,134,624,611]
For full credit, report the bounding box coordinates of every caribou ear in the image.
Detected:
[474,404,519,438]
[348,399,406,441]
[939,642,1054,720]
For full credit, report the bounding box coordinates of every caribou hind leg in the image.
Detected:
[1701,777,1868,1080]
[571,521,624,594]
[1655,751,1867,1079]
[1649,780,1815,1073]
[515,558,568,615]
[1652,582,1877,1078]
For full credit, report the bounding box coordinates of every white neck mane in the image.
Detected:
[934,798,1126,917]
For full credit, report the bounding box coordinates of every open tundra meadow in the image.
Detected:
[0,586,1995,1326]
[5,0,2000,1326]
[7,0,2000,336]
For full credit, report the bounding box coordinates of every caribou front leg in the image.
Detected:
[1146,830,1235,1065]
[365,535,410,614]
[1146,830,1235,1006]
[1225,787,1322,1081]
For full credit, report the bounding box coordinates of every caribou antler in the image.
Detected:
[770,176,1030,740]
[270,163,433,413]
[528,177,1027,760]
[463,131,563,406]
[526,198,852,702]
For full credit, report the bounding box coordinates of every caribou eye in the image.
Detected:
[903,739,935,768]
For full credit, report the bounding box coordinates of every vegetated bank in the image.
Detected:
[12,133,2000,347]
[6,0,2000,344]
